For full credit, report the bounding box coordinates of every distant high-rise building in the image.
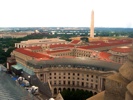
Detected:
[90,10,94,38]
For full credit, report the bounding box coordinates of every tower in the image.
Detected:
[90,10,94,38]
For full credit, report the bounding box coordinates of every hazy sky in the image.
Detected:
[0,0,133,27]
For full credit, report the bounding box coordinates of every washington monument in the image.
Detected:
[90,10,94,38]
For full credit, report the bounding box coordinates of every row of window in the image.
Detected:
[49,77,98,83]
[49,73,98,78]
[74,49,92,54]
[50,80,98,89]
[56,52,73,56]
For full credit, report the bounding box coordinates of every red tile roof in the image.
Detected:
[111,47,132,53]
[49,44,74,48]
[15,48,51,59]
[71,40,80,44]
[26,46,42,50]
[78,39,132,49]
[46,49,71,54]
[99,52,111,61]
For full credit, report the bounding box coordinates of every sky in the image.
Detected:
[0,0,133,27]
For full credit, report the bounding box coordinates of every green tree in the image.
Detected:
[6,47,16,57]
[61,89,93,100]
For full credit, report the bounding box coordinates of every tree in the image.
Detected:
[61,89,93,100]
[6,47,16,57]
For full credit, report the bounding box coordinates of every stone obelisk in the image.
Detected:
[90,10,94,38]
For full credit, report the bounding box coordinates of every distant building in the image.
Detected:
[15,38,68,48]
[108,46,132,64]
[0,32,30,38]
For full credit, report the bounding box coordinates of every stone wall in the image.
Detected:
[104,73,129,100]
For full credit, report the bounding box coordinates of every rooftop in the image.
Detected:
[86,91,105,100]
[70,40,81,44]
[111,46,132,53]
[27,57,122,71]
[46,49,71,54]
[0,71,38,100]
[20,38,66,44]
[15,48,52,59]
[98,52,111,61]
[49,44,74,48]
[78,39,132,49]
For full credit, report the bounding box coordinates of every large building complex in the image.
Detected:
[8,37,132,99]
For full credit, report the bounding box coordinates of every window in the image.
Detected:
[91,83,93,88]
[77,81,79,86]
[59,81,61,85]
[82,82,84,86]
[95,85,98,89]
[40,74,43,77]
[50,81,52,85]
[72,81,75,85]
[63,81,66,85]
[68,81,70,85]
[54,81,56,85]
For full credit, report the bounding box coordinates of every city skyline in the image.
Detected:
[0,0,133,28]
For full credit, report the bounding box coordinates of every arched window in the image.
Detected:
[54,88,57,94]
[59,88,61,92]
